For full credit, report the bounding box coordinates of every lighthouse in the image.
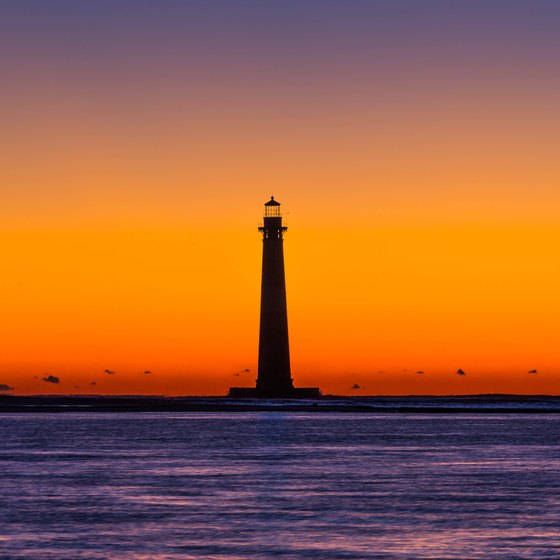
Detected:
[256,196,293,394]
[229,197,320,398]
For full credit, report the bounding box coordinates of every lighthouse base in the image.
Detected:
[228,387,321,399]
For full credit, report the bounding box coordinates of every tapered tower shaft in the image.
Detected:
[256,197,293,394]
[228,197,320,398]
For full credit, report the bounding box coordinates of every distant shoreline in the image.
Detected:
[1,394,560,413]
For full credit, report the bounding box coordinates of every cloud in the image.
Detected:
[143,370,152,375]
[104,369,116,375]
[351,383,361,390]
[416,371,424,375]
[233,373,240,377]
[528,369,538,374]
[456,369,466,376]
[90,381,97,386]
[42,375,60,384]
[0,383,14,391]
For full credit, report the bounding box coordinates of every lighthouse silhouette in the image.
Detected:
[229,197,321,398]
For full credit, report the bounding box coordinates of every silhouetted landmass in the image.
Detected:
[1,395,560,413]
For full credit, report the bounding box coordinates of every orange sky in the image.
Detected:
[1,2,559,395]
[2,222,559,395]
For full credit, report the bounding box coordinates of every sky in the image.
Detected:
[1,0,560,395]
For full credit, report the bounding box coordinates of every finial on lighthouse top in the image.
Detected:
[264,196,281,217]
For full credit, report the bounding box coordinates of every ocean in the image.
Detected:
[1,411,559,559]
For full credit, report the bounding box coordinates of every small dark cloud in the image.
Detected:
[233,373,240,377]
[456,369,466,376]
[351,383,361,390]
[143,370,152,375]
[243,368,250,373]
[528,369,538,374]
[90,381,97,386]
[104,369,116,375]
[74,385,79,389]
[416,371,424,375]
[0,383,14,391]
[42,375,60,384]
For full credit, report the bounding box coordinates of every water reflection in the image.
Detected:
[0,413,559,559]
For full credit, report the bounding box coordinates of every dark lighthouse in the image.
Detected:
[229,197,320,398]
[257,197,293,394]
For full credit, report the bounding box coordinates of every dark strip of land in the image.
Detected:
[1,395,560,413]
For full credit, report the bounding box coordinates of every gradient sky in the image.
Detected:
[1,1,560,395]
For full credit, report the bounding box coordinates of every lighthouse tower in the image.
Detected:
[229,197,320,398]
[256,197,293,395]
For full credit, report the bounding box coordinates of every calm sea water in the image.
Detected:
[1,412,559,559]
